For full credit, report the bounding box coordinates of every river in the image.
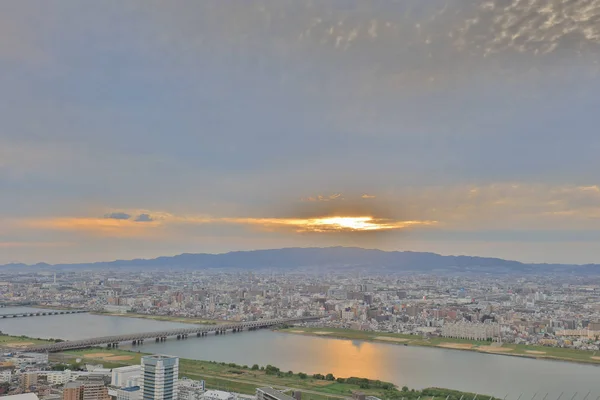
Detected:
[1,307,598,399]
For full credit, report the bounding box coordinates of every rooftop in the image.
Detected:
[120,386,141,392]
[257,387,296,400]
[2,394,40,400]
[202,390,235,400]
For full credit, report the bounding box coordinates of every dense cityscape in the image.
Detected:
[3,270,600,349]
[2,267,600,400]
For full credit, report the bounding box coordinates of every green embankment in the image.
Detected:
[278,327,600,364]
[91,312,220,325]
[0,334,58,346]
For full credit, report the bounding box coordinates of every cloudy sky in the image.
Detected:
[1,0,600,264]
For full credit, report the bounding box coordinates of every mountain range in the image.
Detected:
[2,247,599,275]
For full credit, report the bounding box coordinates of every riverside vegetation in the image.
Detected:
[278,327,600,365]
[44,346,500,400]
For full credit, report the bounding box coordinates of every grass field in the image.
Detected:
[0,334,54,348]
[56,349,389,399]
[278,327,600,365]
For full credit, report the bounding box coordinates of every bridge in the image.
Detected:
[0,310,88,318]
[24,316,320,352]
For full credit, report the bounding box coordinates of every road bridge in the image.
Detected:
[0,310,88,318]
[24,316,320,352]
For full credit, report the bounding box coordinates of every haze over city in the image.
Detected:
[2,0,600,264]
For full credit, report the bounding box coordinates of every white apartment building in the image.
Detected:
[112,365,142,388]
[46,370,73,385]
[178,378,205,400]
[201,391,236,400]
[442,321,501,340]
[0,369,12,383]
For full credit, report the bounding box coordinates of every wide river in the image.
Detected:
[1,307,598,399]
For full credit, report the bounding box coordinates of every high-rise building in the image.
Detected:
[141,355,179,400]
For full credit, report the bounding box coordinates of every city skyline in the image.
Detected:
[2,1,600,264]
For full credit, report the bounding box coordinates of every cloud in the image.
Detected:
[302,194,343,202]
[20,217,161,238]
[361,194,376,199]
[104,212,131,220]
[135,213,154,222]
[0,241,72,248]
[214,216,437,233]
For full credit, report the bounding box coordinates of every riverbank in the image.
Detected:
[277,327,600,366]
[91,312,220,325]
[51,347,497,400]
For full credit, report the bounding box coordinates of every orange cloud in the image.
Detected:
[21,217,162,238]
[217,216,437,233]
[301,193,343,202]
[14,212,436,238]
[0,241,72,248]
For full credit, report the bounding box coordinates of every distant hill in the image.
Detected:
[2,247,599,274]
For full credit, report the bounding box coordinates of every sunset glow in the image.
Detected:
[287,216,437,232]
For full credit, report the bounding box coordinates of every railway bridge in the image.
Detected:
[0,310,88,318]
[24,316,320,352]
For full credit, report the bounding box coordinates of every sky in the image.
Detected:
[1,0,600,265]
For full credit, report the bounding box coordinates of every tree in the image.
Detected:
[326,373,335,381]
[251,364,259,370]
[298,373,308,379]
[265,365,280,375]
[402,386,409,392]
[336,378,346,383]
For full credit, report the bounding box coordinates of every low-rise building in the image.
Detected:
[116,386,141,400]
[256,388,295,400]
[442,322,500,340]
[201,391,236,400]
[178,378,205,400]
[111,365,142,388]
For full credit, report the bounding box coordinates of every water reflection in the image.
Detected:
[1,307,599,399]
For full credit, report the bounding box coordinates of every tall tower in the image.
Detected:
[141,355,179,400]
